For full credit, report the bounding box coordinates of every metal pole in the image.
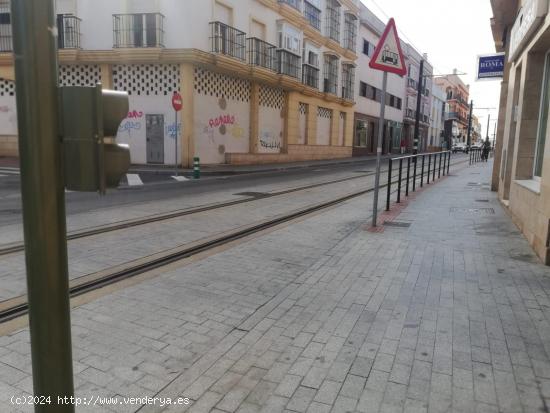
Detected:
[426,154,432,184]
[438,153,442,179]
[11,0,75,411]
[386,158,392,211]
[433,154,437,181]
[406,157,410,196]
[486,113,491,141]
[174,109,178,176]
[467,100,473,151]
[421,155,425,187]
[412,155,417,192]
[447,151,451,174]
[397,159,403,203]
[413,60,424,155]
[372,71,388,227]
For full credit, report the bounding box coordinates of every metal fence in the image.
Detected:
[113,13,165,48]
[210,21,246,61]
[57,15,81,49]
[277,49,300,79]
[302,63,319,89]
[386,151,452,211]
[247,37,277,71]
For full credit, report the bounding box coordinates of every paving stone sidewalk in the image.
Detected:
[2,160,550,413]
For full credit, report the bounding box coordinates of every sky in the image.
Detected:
[361,0,501,135]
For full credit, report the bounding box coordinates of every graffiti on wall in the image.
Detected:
[259,131,281,150]
[119,120,142,135]
[203,113,245,143]
[208,114,236,128]
[127,110,143,118]
[165,122,182,139]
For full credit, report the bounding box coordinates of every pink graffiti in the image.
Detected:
[209,114,236,128]
[127,110,143,119]
[0,106,9,113]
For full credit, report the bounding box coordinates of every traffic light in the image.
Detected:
[59,84,130,194]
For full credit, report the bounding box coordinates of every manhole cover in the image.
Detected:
[450,207,495,214]
[383,221,412,228]
[234,192,271,198]
[468,182,482,186]
[475,199,490,203]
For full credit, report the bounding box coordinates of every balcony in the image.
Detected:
[247,38,277,72]
[302,63,319,89]
[0,1,11,52]
[113,13,164,48]
[277,49,301,79]
[57,15,81,49]
[407,78,417,89]
[304,1,321,30]
[279,0,302,10]
[210,21,246,61]
[446,112,459,121]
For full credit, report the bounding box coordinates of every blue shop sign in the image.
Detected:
[477,53,505,80]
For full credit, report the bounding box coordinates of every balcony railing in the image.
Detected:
[210,21,246,61]
[446,112,459,120]
[304,1,321,30]
[407,78,417,89]
[57,15,81,49]
[277,49,301,79]
[113,13,164,48]
[278,0,302,10]
[302,63,319,89]
[0,1,11,52]
[247,37,277,71]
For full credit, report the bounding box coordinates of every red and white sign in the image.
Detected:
[369,18,407,76]
[172,91,183,112]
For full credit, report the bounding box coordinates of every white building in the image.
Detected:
[429,83,446,149]
[353,4,405,155]
[0,0,361,166]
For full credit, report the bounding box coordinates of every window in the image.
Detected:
[341,64,355,100]
[304,1,321,30]
[359,81,367,97]
[343,13,357,51]
[113,13,165,48]
[278,23,302,55]
[535,52,550,177]
[325,0,341,43]
[396,97,402,110]
[0,0,11,52]
[323,54,339,95]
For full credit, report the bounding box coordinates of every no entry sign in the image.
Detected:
[172,91,183,112]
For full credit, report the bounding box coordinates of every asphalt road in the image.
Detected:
[0,154,467,227]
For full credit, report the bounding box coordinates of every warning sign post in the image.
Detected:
[369,18,406,228]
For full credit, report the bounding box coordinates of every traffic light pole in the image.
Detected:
[11,0,75,411]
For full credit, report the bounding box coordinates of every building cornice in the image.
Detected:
[0,48,354,107]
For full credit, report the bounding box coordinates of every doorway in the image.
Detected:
[146,114,164,164]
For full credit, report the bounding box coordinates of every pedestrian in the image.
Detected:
[400,139,406,154]
[482,137,491,161]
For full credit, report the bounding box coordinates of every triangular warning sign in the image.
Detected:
[369,18,407,76]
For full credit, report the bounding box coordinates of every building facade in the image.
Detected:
[490,0,550,264]
[352,3,405,156]
[0,0,360,166]
[402,46,433,153]
[429,83,446,150]
[435,71,470,146]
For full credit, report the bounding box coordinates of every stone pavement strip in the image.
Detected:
[2,160,550,413]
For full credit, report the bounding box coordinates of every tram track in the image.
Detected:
[0,157,468,323]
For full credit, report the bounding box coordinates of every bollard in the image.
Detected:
[386,159,392,211]
[193,156,200,179]
[447,151,451,174]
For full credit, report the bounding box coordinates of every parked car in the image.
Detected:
[452,143,467,153]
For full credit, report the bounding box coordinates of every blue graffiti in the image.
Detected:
[119,121,142,134]
[166,122,182,139]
